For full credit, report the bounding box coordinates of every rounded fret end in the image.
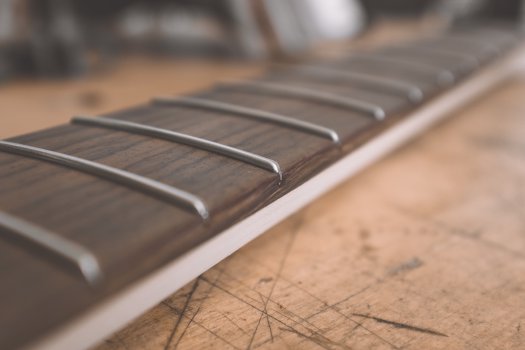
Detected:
[408,89,424,103]
[194,201,210,221]
[437,71,455,87]
[270,161,284,185]
[78,254,104,287]
[374,108,386,121]
[329,131,341,145]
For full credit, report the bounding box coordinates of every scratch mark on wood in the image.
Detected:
[352,313,448,337]
[221,312,250,335]
[217,269,325,335]
[258,293,274,344]
[214,270,398,350]
[171,306,201,350]
[279,326,352,350]
[164,303,241,350]
[331,284,375,307]
[340,323,362,344]
[199,275,346,350]
[171,264,231,349]
[163,278,200,350]
[233,251,398,349]
[182,219,398,350]
[246,299,268,348]
[391,203,525,261]
[246,216,302,349]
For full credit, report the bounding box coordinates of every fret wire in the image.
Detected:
[0,141,209,220]
[72,116,283,183]
[216,80,386,120]
[346,52,456,87]
[414,40,497,63]
[288,65,424,103]
[393,45,480,71]
[460,29,519,46]
[377,49,470,79]
[436,37,501,57]
[452,32,518,52]
[0,210,102,286]
[151,96,341,144]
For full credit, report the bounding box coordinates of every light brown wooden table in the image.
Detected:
[2,22,524,350]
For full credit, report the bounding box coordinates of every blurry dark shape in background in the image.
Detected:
[360,0,437,17]
[0,0,89,79]
[361,0,524,21]
[0,0,523,82]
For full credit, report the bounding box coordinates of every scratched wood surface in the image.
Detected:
[90,77,525,349]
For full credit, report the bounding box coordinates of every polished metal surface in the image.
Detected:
[291,64,424,103]
[72,116,283,182]
[346,52,456,87]
[152,96,340,144]
[437,36,501,57]
[459,29,519,49]
[391,45,480,72]
[217,80,386,120]
[0,141,209,219]
[0,210,102,286]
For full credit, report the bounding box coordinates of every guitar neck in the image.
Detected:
[1,24,523,350]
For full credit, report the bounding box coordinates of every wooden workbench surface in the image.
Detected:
[1,22,524,350]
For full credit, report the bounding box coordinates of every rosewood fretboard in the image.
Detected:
[0,25,522,349]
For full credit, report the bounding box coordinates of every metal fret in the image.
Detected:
[393,45,480,71]
[216,80,386,120]
[461,29,519,48]
[289,65,424,103]
[152,96,341,143]
[413,39,497,64]
[453,32,517,52]
[0,210,102,286]
[0,141,209,220]
[346,53,456,87]
[436,37,501,57]
[72,116,283,182]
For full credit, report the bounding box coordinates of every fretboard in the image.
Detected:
[0,25,523,350]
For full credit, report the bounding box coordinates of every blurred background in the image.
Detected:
[0,0,523,81]
[0,0,524,139]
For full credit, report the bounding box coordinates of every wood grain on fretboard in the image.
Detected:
[0,26,521,349]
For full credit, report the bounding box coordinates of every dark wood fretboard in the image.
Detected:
[0,25,522,350]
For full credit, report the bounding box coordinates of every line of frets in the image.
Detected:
[0,28,518,288]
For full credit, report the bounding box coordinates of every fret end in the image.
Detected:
[408,89,424,103]
[272,162,283,184]
[261,157,283,184]
[78,254,104,287]
[195,201,210,221]
[151,96,181,106]
[0,210,104,287]
[374,108,386,121]
[71,115,96,125]
[437,71,455,87]
[330,131,341,144]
